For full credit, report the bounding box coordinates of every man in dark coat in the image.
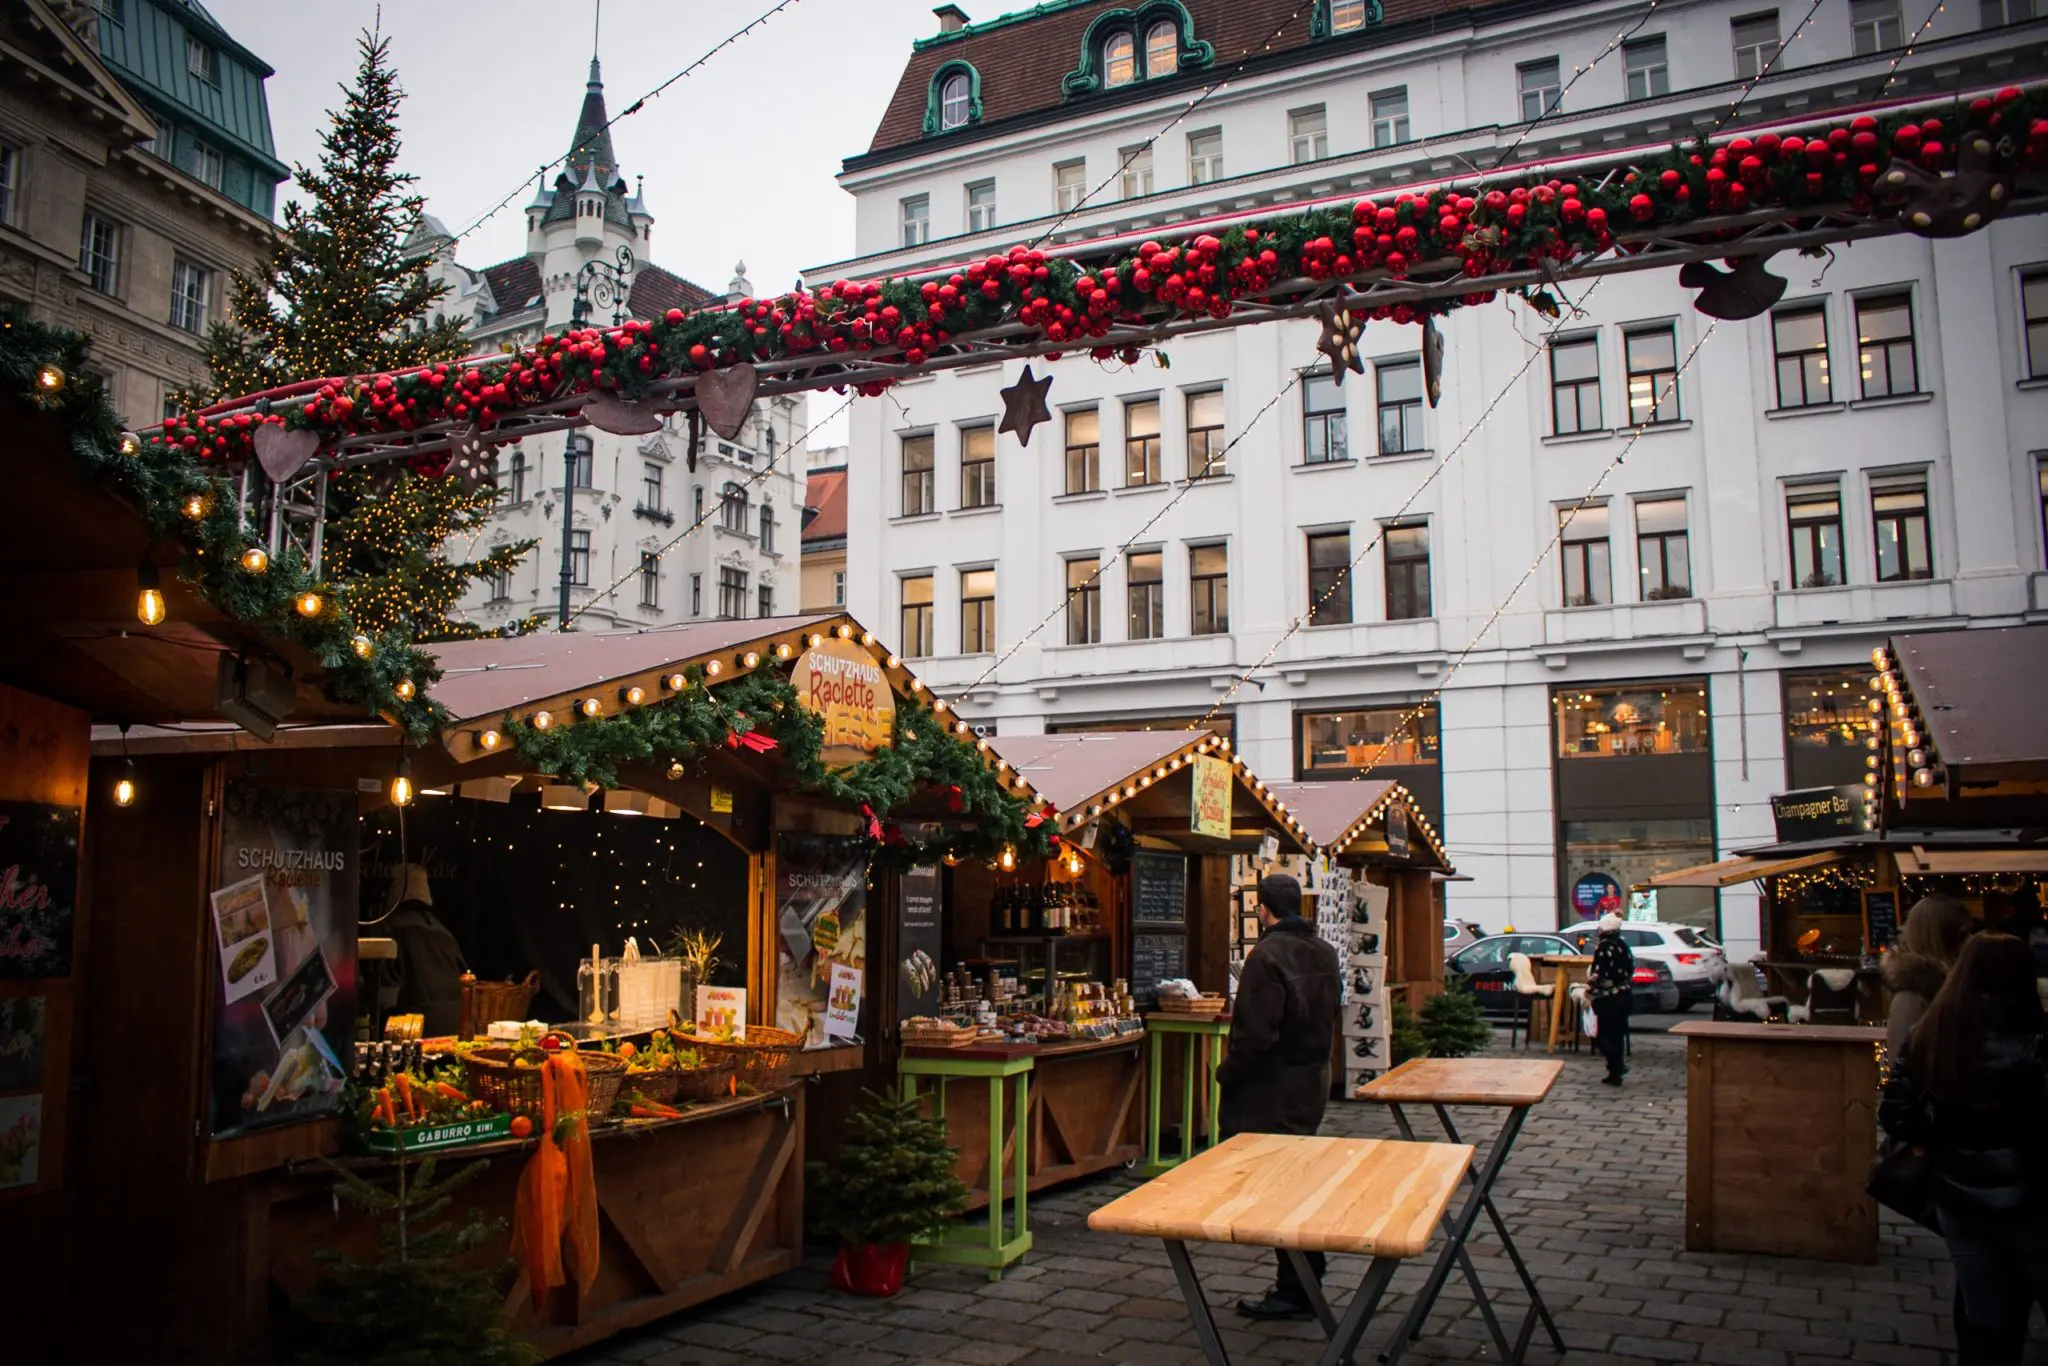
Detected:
[1216,873,1341,1320]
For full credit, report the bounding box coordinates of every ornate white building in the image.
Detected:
[815,0,2048,956]
[422,58,807,633]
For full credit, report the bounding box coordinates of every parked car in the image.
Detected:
[1447,934,1680,1017]
[1443,918,1484,958]
[1558,921,1726,1007]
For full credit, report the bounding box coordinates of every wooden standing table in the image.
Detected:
[1088,1132,1472,1366]
[1535,956,1590,1053]
[1142,1012,1228,1176]
[1355,1058,1568,1366]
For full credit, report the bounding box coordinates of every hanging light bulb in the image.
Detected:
[394,678,416,702]
[389,754,415,808]
[351,634,374,659]
[239,546,269,573]
[294,590,324,618]
[135,563,165,626]
[998,844,1018,872]
[667,759,685,780]
[113,727,137,808]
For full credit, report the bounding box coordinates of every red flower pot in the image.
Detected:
[829,1241,910,1297]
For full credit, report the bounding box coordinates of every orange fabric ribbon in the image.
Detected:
[512,1052,600,1310]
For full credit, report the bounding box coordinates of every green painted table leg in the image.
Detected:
[987,1066,1005,1276]
[1179,1033,1197,1165]
[1145,1028,1165,1173]
[1205,1034,1222,1150]
[1011,1070,1029,1278]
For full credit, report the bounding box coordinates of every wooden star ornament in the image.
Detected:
[1317,298,1366,384]
[998,364,1055,446]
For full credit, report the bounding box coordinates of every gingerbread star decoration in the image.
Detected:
[1878,130,2015,239]
[1317,297,1366,384]
[446,425,499,493]
[1678,254,1788,320]
[998,363,1055,446]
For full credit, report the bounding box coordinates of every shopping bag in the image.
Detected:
[1580,1003,1598,1039]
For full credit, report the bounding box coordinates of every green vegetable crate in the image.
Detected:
[360,1112,514,1154]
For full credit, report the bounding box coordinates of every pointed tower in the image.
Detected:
[544,57,630,234]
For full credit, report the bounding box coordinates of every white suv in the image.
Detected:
[1559,921,1727,1007]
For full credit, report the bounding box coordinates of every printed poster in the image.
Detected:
[0,996,46,1093]
[791,639,897,768]
[898,864,942,1020]
[0,1093,41,1190]
[696,985,747,1040]
[0,802,81,980]
[774,834,868,1049]
[1189,754,1232,840]
[208,782,358,1138]
[824,963,862,1042]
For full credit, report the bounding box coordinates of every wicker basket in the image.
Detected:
[901,1022,979,1048]
[1153,992,1228,1018]
[462,1036,628,1118]
[669,1058,737,1103]
[693,1025,803,1092]
[622,1065,681,1107]
[460,972,541,1039]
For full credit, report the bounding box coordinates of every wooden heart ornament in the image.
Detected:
[694,363,759,440]
[582,392,663,435]
[253,423,319,483]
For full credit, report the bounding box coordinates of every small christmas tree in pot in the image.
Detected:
[806,1090,968,1297]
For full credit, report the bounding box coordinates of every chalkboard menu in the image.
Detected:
[1132,852,1188,925]
[1862,890,1900,950]
[1796,881,1863,921]
[1131,932,1188,1008]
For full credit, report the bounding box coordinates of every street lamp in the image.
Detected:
[571,244,635,327]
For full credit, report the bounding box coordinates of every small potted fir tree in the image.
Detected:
[806,1090,968,1297]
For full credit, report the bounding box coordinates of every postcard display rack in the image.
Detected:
[1227,855,1389,1091]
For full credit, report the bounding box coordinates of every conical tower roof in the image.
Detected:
[544,56,630,228]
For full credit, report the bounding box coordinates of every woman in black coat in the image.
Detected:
[1879,932,2048,1364]
[1586,913,1633,1085]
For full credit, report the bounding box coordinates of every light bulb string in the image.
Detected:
[1879,0,1948,95]
[1710,0,1827,133]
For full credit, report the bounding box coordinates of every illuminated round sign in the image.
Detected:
[1570,872,1623,920]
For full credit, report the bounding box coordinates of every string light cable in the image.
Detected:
[557,393,853,629]
[447,0,805,248]
[1708,0,1827,133]
[1879,0,1948,95]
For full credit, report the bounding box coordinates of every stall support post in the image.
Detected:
[1141,1016,1228,1177]
[900,1053,1035,1279]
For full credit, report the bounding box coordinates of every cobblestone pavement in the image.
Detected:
[568,1031,2042,1366]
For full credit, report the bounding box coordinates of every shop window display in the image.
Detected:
[1554,683,1709,758]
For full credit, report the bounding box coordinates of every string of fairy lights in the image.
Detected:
[1881,0,1951,95]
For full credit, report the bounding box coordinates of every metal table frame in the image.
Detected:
[1161,1239,1399,1366]
[1141,1014,1228,1177]
[899,1051,1034,1279]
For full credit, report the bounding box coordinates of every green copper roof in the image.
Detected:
[912,0,1105,50]
[96,0,286,178]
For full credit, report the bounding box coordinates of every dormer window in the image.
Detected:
[924,60,983,135]
[1105,32,1137,87]
[1146,21,1179,76]
[1064,3,1213,99]
[1314,0,1383,36]
[1331,0,1369,29]
[940,73,971,129]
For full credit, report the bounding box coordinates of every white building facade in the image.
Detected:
[819,0,2048,956]
[424,59,807,635]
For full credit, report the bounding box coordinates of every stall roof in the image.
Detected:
[1886,623,2048,790]
[991,729,1309,850]
[1638,851,1842,890]
[1265,780,1452,870]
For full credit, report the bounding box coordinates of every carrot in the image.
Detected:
[434,1081,467,1104]
[393,1073,416,1122]
[628,1104,673,1119]
[375,1087,396,1129]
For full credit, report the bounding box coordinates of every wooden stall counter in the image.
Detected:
[1671,1021,1885,1264]
[265,1088,805,1358]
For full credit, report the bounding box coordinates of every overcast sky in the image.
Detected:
[207,0,934,292]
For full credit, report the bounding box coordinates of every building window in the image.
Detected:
[940,73,972,129]
[1370,88,1410,147]
[1146,20,1180,76]
[185,36,217,82]
[2039,458,2048,564]
[642,461,664,511]
[1384,522,1432,619]
[1330,0,1372,31]
[1624,325,1681,425]
[1550,336,1602,434]
[1303,372,1348,463]
[1299,705,1441,777]
[78,212,120,294]
[965,180,997,233]
[690,573,702,616]
[1855,294,1918,399]
[720,482,749,532]
[1635,497,1692,600]
[1556,682,1710,758]
[1186,389,1226,478]
[1064,408,1100,493]
[1307,530,1352,625]
[1105,31,1137,87]
[1731,11,1782,77]
[758,584,774,618]
[1125,398,1162,485]
[1983,0,2039,24]
[568,530,591,588]
[1190,544,1229,635]
[1289,106,1328,164]
[1624,37,1669,100]
[959,424,996,508]
[1786,483,1845,588]
[832,570,846,607]
[169,258,209,333]
[1187,129,1223,184]
[900,195,929,248]
[901,575,934,656]
[760,504,776,553]
[1066,556,1101,644]
[1054,159,1087,213]
[2026,269,2048,379]
[99,0,125,23]
[901,433,935,515]
[1784,669,1879,789]
[1127,551,1164,640]
[486,567,511,603]
[1376,359,1424,454]
[718,567,748,619]
[0,145,16,225]
[1851,0,1903,52]
[1560,504,1612,607]
[1771,306,1832,408]
[504,450,529,503]
[565,433,593,488]
[1518,58,1562,121]
[1871,476,1932,581]
[639,554,660,609]
[189,141,223,190]
[1120,145,1154,198]
[960,568,996,653]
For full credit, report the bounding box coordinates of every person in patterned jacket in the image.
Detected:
[1588,912,1634,1086]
